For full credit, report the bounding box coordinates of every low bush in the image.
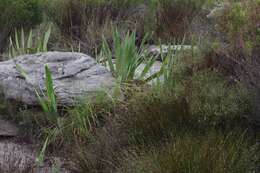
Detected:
[0,0,43,52]
[42,0,146,54]
[121,88,187,145]
[187,71,249,127]
[208,0,260,124]
[212,0,260,48]
[119,132,258,173]
[148,0,214,41]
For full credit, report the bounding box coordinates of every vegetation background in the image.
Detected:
[0,0,259,172]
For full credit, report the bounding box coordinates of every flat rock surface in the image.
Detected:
[0,120,19,137]
[0,52,115,105]
[0,141,35,172]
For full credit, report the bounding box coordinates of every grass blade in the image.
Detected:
[45,65,57,114]
[43,26,52,51]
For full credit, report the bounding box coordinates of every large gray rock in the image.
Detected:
[0,52,115,105]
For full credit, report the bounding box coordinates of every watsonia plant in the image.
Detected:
[15,63,58,123]
[8,26,51,58]
[99,30,157,83]
[35,65,58,123]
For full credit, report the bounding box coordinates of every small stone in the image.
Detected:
[0,142,35,172]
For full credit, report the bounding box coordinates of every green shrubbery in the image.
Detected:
[0,0,43,28]
[0,0,43,53]
[0,0,218,54]
[214,0,260,49]
[209,0,260,123]
[119,132,258,173]
[0,0,259,172]
[99,30,158,83]
[42,0,146,54]
[149,0,214,40]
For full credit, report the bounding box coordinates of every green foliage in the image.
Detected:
[119,132,258,173]
[99,30,158,83]
[36,65,58,123]
[147,0,214,40]
[165,47,249,127]
[123,89,186,145]
[9,26,51,58]
[0,1,259,173]
[44,0,144,25]
[188,71,248,125]
[35,136,49,167]
[0,0,43,29]
[214,0,260,47]
[68,91,114,137]
[0,0,43,53]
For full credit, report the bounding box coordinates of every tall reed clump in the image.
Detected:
[8,26,51,58]
[99,30,158,84]
[35,65,58,123]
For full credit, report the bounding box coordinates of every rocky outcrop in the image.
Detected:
[0,52,115,105]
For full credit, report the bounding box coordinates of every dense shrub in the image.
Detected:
[149,0,214,41]
[41,0,216,53]
[0,0,43,28]
[42,0,146,54]
[119,132,258,173]
[212,0,260,49]
[208,0,260,124]
[0,1,259,173]
[122,89,187,145]
[0,0,43,52]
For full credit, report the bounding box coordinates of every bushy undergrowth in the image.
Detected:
[0,0,216,55]
[0,0,43,53]
[0,0,42,27]
[0,0,259,173]
[208,0,260,124]
[69,77,257,172]
[42,0,147,54]
[119,132,258,173]
[149,0,214,40]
